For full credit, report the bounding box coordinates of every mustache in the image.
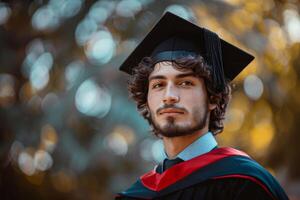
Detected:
[156,104,187,114]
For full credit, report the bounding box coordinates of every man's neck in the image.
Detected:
[162,128,209,159]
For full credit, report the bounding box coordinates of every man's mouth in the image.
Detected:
[159,108,184,115]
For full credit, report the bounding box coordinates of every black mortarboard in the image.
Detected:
[119,12,254,91]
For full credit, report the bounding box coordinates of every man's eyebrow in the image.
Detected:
[149,72,197,82]
[175,72,197,79]
[149,75,166,82]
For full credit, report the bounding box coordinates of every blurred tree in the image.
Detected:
[0,0,299,199]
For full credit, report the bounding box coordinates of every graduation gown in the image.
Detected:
[116,147,289,200]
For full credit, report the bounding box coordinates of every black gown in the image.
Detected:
[116,177,274,200]
[116,147,289,200]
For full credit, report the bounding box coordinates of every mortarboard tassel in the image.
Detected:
[203,28,226,92]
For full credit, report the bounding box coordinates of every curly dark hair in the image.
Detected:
[128,55,231,136]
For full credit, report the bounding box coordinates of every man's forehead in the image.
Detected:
[149,61,194,79]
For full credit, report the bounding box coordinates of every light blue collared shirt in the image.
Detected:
[163,132,218,161]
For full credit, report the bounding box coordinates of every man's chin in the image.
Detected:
[156,124,193,138]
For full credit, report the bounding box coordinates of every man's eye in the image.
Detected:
[179,81,193,86]
[152,83,163,89]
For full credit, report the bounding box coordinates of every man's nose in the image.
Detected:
[163,84,179,105]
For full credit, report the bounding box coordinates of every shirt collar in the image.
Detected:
[163,132,218,161]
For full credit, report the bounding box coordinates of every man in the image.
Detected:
[116,12,289,200]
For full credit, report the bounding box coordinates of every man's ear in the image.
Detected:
[208,103,217,111]
[208,94,218,111]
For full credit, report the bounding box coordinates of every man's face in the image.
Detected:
[147,61,215,137]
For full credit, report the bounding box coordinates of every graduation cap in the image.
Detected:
[119,11,254,92]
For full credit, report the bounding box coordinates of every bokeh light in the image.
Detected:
[22,39,46,76]
[165,4,194,20]
[104,126,136,157]
[18,151,35,176]
[283,8,300,44]
[75,78,112,118]
[34,150,53,171]
[1,1,299,199]
[9,141,24,164]
[48,0,83,19]
[0,74,16,107]
[75,17,98,46]
[116,0,142,17]
[88,1,115,24]
[0,3,11,25]
[65,60,85,90]
[105,131,128,156]
[32,0,83,31]
[32,5,60,31]
[40,124,58,153]
[243,74,264,100]
[151,140,165,163]
[29,52,53,91]
[22,39,54,91]
[84,30,116,65]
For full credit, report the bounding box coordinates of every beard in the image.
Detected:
[150,104,209,138]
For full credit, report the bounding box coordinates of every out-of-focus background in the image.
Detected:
[0,0,299,199]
